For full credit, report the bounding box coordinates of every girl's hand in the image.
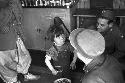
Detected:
[70,62,76,70]
[52,69,58,75]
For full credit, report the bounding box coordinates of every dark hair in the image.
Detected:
[46,25,65,42]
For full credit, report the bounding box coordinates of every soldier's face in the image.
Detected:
[97,18,110,32]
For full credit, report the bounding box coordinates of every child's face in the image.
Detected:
[54,34,65,46]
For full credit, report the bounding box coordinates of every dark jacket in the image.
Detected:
[81,55,125,83]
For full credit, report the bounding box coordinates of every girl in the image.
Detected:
[45,25,77,79]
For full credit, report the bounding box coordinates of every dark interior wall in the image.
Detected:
[119,17,125,36]
[90,0,113,9]
[78,17,97,28]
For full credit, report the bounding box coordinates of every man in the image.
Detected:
[0,0,40,83]
[89,10,125,59]
[69,28,125,83]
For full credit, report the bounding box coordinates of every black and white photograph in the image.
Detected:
[0,0,125,83]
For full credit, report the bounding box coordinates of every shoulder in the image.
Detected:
[46,46,57,57]
[111,26,122,38]
[82,73,105,83]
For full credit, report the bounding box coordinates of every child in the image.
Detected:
[45,25,77,79]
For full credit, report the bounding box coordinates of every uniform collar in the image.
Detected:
[83,54,106,73]
[100,27,113,36]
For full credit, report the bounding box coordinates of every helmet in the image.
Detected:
[69,28,105,59]
[99,10,115,21]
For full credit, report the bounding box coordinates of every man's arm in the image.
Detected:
[113,27,125,58]
[72,50,78,63]
[70,50,77,70]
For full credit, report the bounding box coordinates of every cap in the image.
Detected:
[69,28,105,59]
[54,17,63,26]
[99,10,114,21]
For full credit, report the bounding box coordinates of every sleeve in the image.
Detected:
[112,27,125,58]
[5,61,18,71]
[45,54,51,60]
[46,47,57,60]
[113,38,125,58]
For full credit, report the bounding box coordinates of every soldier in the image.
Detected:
[89,10,125,59]
[69,28,125,83]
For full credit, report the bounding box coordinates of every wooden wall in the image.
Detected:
[22,8,75,50]
[77,0,125,9]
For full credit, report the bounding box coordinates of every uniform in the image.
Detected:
[69,28,125,83]
[82,55,125,83]
[88,25,125,59]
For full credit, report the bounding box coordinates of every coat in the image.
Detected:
[81,55,125,83]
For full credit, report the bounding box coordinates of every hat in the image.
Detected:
[69,28,105,59]
[99,10,114,21]
[54,17,63,26]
